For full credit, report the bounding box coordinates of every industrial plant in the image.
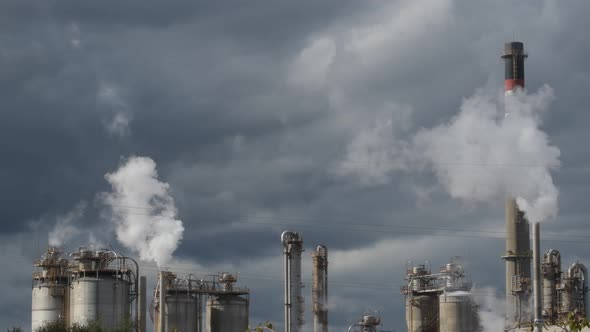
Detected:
[402,260,479,332]
[29,41,589,332]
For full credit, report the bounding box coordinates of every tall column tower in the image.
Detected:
[501,41,532,328]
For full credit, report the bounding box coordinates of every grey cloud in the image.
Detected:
[2,0,590,331]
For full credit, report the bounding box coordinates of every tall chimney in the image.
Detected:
[282,231,304,332]
[501,41,532,328]
[502,41,528,94]
[312,245,328,332]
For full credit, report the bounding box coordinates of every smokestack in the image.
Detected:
[503,198,532,327]
[312,245,328,332]
[502,41,528,93]
[501,41,532,328]
[282,231,304,332]
[159,271,166,332]
[138,276,146,332]
[533,223,543,332]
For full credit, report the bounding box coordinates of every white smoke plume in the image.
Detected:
[48,202,87,247]
[101,156,184,268]
[471,286,506,332]
[340,86,560,222]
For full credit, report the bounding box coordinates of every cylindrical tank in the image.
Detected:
[31,248,69,332]
[69,274,131,330]
[206,295,248,332]
[163,293,198,332]
[439,292,480,332]
[406,295,438,332]
[32,284,68,331]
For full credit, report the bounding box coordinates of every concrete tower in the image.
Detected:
[501,41,532,328]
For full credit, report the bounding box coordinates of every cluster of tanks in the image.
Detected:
[32,247,141,332]
[31,246,250,332]
[401,260,480,332]
[153,271,249,332]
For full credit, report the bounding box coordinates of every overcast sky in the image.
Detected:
[2,0,590,331]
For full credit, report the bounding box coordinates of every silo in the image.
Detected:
[31,248,69,332]
[164,292,198,332]
[438,292,480,332]
[206,294,249,332]
[69,249,134,330]
[406,295,438,332]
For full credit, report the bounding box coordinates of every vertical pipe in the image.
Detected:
[159,272,166,332]
[197,295,202,332]
[533,223,543,332]
[138,276,146,332]
[283,232,291,332]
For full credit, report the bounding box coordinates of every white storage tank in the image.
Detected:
[68,249,134,330]
[69,275,131,329]
[31,248,69,332]
[439,291,480,332]
[206,294,248,332]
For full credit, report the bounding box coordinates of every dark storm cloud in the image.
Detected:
[2,0,590,330]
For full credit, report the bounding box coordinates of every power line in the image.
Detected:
[103,203,590,244]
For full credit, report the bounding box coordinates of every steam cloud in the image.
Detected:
[340,86,561,222]
[48,202,87,247]
[102,156,184,268]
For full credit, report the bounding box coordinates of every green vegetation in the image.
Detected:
[559,313,590,332]
[247,321,275,332]
[36,319,132,332]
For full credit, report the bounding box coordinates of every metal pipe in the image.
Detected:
[347,324,361,332]
[159,271,166,332]
[138,276,146,332]
[282,231,292,332]
[533,222,543,332]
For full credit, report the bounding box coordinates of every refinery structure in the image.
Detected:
[30,41,589,332]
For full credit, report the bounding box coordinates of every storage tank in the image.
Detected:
[438,292,480,332]
[206,294,249,332]
[69,249,134,330]
[406,295,438,332]
[161,292,199,332]
[69,274,131,329]
[31,248,69,332]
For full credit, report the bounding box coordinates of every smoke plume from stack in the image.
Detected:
[101,156,184,268]
[340,85,561,222]
[48,202,87,247]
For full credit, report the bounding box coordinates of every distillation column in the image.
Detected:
[542,249,561,324]
[501,41,532,328]
[312,245,328,332]
[282,231,304,332]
